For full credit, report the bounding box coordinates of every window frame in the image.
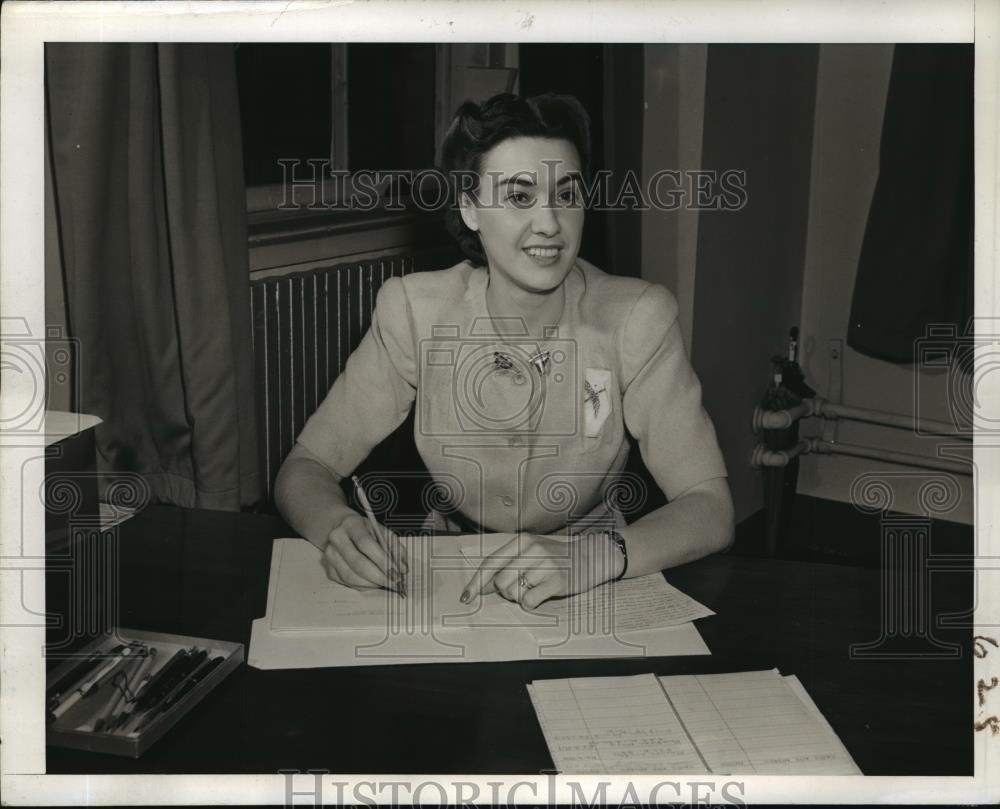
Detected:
[244,43,519,269]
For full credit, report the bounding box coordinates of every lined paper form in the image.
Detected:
[523,574,715,638]
[249,537,712,668]
[269,538,435,631]
[658,670,861,774]
[529,669,861,775]
[528,674,710,774]
[269,537,546,632]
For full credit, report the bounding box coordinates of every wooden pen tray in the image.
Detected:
[46,628,243,758]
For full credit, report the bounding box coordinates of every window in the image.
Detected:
[236,43,334,188]
[236,43,438,200]
[236,43,519,271]
[347,44,437,172]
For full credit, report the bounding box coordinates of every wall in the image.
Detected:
[45,131,73,412]
[689,45,820,523]
[796,44,973,524]
[641,44,707,351]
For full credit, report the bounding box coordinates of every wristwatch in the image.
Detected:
[606,529,628,581]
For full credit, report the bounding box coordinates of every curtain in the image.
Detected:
[46,43,261,510]
[847,44,974,364]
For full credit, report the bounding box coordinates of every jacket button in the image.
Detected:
[501,495,514,507]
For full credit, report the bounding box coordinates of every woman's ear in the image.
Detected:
[458,193,479,233]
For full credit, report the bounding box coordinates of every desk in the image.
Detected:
[46,505,972,775]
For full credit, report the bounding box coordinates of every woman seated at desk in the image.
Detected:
[275,92,733,609]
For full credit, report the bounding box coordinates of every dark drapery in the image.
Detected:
[847,44,974,364]
[46,44,261,510]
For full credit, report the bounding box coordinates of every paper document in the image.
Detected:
[249,536,714,669]
[522,574,714,638]
[528,674,711,774]
[529,669,862,775]
[268,537,516,632]
[658,669,861,774]
[457,539,714,637]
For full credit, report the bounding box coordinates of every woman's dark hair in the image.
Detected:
[439,92,591,266]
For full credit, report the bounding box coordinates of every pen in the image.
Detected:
[74,663,139,734]
[132,647,192,705]
[107,646,190,730]
[352,475,407,597]
[138,648,206,710]
[93,649,149,733]
[49,646,136,722]
[133,655,225,734]
[122,648,207,734]
[47,644,127,708]
[109,648,159,732]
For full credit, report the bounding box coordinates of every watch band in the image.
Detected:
[607,529,628,581]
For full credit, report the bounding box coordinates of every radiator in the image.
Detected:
[250,247,458,499]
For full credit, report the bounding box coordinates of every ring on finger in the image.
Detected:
[500,579,524,602]
[517,572,533,590]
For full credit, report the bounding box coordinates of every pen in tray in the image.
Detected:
[129,654,226,734]
[129,647,194,707]
[46,644,127,710]
[100,646,194,732]
[91,650,152,733]
[49,644,142,723]
[74,651,150,733]
[108,648,163,732]
[118,648,210,734]
[101,646,158,731]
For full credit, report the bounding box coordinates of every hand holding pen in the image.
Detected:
[318,476,408,595]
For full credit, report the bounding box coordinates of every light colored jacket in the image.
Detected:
[297,257,727,537]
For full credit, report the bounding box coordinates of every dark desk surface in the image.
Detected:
[46,505,972,775]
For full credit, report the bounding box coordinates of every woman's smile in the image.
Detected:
[461,136,584,296]
[523,244,564,265]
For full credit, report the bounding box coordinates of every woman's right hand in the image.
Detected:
[320,513,408,592]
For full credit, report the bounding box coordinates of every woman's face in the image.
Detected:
[461,136,584,294]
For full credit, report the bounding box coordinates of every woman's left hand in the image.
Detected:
[459,531,625,610]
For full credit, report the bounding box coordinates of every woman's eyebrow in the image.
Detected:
[498,175,537,188]
[496,172,582,187]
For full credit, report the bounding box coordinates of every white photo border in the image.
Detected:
[1,0,995,804]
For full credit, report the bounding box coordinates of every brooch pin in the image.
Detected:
[493,351,514,371]
[529,350,550,375]
[584,380,606,417]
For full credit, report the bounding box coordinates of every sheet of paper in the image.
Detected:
[249,616,709,669]
[782,674,863,774]
[250,536,712,668]
[529,669,861,775]
[528,674,711,774]
[269,538,433,631]
[520,574,715,639]
[269,537,526,632]
[457,539,714,638]
[657,669,862,774]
